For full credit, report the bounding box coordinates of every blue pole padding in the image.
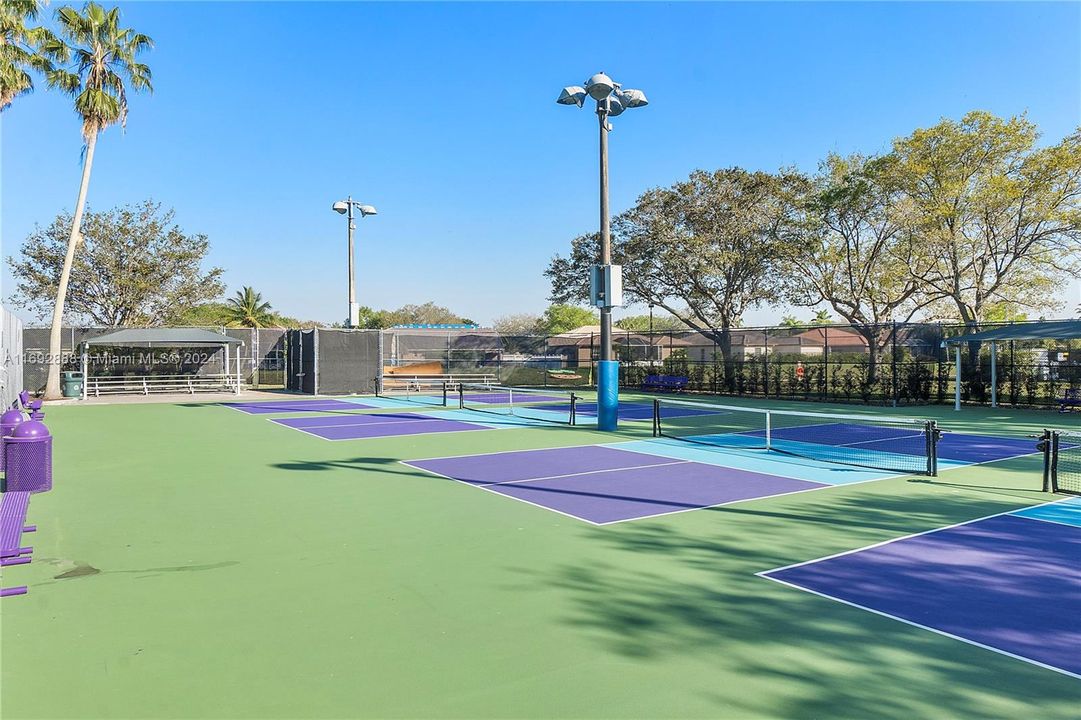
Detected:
[596,360,620,431]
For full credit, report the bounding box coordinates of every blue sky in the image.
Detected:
[3,1,1080,327]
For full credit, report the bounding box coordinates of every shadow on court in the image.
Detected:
[512,489,1079,718]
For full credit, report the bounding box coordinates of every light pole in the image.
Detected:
[557,72,648,430]
[648,302,655,362]
[332,197,378,328]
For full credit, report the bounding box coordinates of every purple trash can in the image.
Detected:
[0,406,28,474]
[4,419,52,493]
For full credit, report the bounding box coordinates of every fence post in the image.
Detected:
[1009,339,1016,406]
[763,328,769,398]
[891,320,898,407]
[822,326,829,402]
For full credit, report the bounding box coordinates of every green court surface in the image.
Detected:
[2,394,1079,718]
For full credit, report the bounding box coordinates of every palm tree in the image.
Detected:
[0,0,68,110]
[225,287,275,328]
[41,3,152,398]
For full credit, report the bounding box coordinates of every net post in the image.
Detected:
[764,411,772,450]
[442,381,448,407]
[458,383,465,409]
[1040,429,1052,492]
[652,398,660,437]
[570,393,577,426]
[1050,431,1060,493]
[926,420,939,476]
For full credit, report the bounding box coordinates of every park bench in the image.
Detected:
[641,374,689,392]
[1,491,34,597]
[1060,388,1081,414]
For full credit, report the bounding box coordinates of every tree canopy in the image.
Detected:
[537,304,598,335]
[8,200,224,326]
[883,111,1081,327]
[352,302,475,329]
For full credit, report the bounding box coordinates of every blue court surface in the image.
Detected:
[760,498,1081,678]
[395,417,1059,523]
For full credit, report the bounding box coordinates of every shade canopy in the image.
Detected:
[941,320,1081,345]
[83,328,242,347]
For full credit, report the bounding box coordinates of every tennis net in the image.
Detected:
[652,397,939,476]
[1050,430,1081,495]
[376,379,449,407]
[459,384,577,425]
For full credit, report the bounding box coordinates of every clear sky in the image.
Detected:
[3,1,1080,327]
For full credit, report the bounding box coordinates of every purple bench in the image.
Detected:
[641,374,689,393]
[1,491,34,597]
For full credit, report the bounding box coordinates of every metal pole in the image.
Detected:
[81,344,88,401]
[991,341,997,408]
[598,100,612,363]
[954,345,961,411]
[649,304,654,361]
[347,197,356,328]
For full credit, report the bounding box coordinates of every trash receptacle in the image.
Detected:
[61,371,84,398]
[3,418,52,493]
[0,405,28,473]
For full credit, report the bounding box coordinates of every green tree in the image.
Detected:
[8,201,223,326]
[547,168,804,388]
[41,2,152,398]
[0,0,67,110]
[884,112,1081,332]
[537,304,598,334]
[982,302,1028,323]
[383,302,472,326]
[782,153,937,382]
[810,309,834,325]
[354,306,390,329]
[779,314,801,327]
[614,313,686,332]
[224,287,274,328]
[493,313,541,335]
[168,302,232,327]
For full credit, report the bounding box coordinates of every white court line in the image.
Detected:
[464,460,692,488]
[404,442,615,464]
[755,496,1081,679]
[758,497,1070,576]
[400,462,607,526]
[272,416,454,430]
[286,422,492,443]
[761,574,1081,680]
[401,453,833,526]
[1004,512,1081,531]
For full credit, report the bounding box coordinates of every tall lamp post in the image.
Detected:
[648,302,655,363]
[557,72,648,431]
[332,197,378,328]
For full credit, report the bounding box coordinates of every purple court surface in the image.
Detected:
[404,445,826,524]
[762,510,1081,677]
[272,412,488,440]
[226,399,373,414]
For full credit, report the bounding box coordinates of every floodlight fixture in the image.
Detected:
[585,72,615,100]
[553,71,649,420]
[331,196,378,327]
[557,86,587,107]
[616,88,648,108]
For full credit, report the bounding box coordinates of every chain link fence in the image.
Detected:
[19,321,1079,408]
